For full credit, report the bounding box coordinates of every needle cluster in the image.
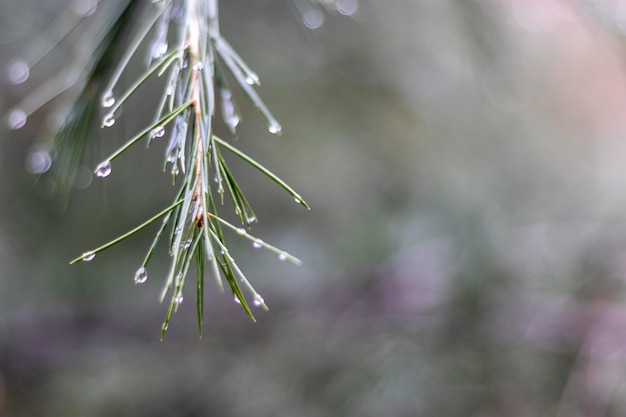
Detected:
[7,0,309,338]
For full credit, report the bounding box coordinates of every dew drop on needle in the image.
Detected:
[7,109,27,130]
[174,293,184,305]
[151,126,165,139]
[134,267,148,284]
[268,121,282,135]
[253,294,265,307]
[82,251,96,262]
[95,161,112,178]
[101,92,115,108]
[6,60,29,84]
[102,114,115,127]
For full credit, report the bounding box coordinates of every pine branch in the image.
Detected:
[6,0,321,337]
[67,0,308,336]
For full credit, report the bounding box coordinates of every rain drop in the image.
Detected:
[166,150,178,164]
[152,41,168,58]
[246,213,256,223]
[95,160,112,178]
[278,253,287,261]
[102,113,115,127]
[174,292,184,305]
[252,240,262,249]
[303,9,324,29]
[134,267,148,284]
[6,60,29,84]
[337,0,358,16]
[101,92,115,108]
[82,251,96,262]
[26,149,52,174]
[220,88,240,133]
[233,297,241,304]
[225,115,240,133]
[7,109,27,130]
[73,0,97,16]
[151,126,166,139]
[268,121,282,135]
[193,61,204,71]
[245,73,259,85]
[236,228,246,236]
[253,294,265,307]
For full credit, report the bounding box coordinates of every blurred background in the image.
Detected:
[3,0,626,416]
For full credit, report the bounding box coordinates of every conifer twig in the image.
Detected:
[7,0,311,337]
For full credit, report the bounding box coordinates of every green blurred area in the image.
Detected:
[3,0,626,416]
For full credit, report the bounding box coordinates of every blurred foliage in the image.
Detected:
[4,0,626,416]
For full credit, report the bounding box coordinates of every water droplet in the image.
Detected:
[303,9,324,29]
[236,228,246,235]
[246,212,256,223]
[253,294,265,307]
[25,149,52,174]
[183,239,192,249]
[225,115,240,133]
[152,41,168,58]
[233,297,241,304]
[95,160,112,178]
[220,88,240,133]
[245,73,259,85]
[7,109,27,130]
[268,121,282,135]
[73,0,97,16]
[193,61,204,71]
[82,251,96,262]
[337,0,358,16]
[252,239,262,249]
[294,197,301,204]
[278,253,287,261]
[151,126,165,139]
[6,60,29,84]
[102,113,115,127]
[174,292,184,305]
[134,267,148,284]
[101,92,115,108]
[171,164,179,176]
